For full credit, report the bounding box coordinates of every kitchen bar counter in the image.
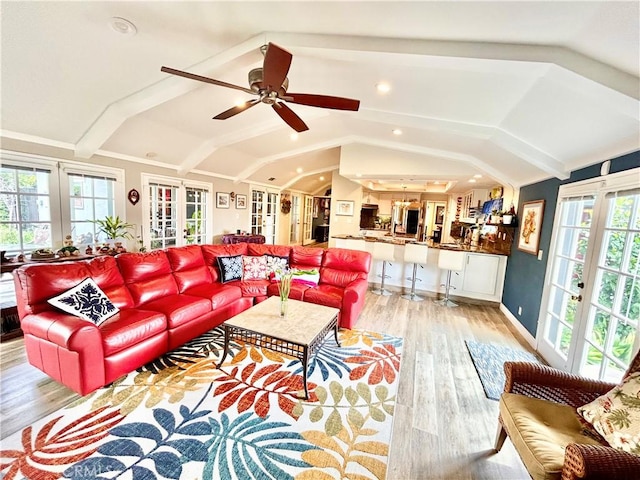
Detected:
[332,235,508,256]
[332,235,507,303]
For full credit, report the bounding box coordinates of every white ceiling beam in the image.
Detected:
[281,165,339,190]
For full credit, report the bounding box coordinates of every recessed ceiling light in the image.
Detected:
[109,17,137,36]
[392,129,402,135]
[468,179,477,183]
[296,167,303,174]
[356,173,362,177]
[319,176,325,181]
[376,82,391,94]
[234,98,246,107]
[434,181,440,185]
[290,133,298,141]
[473,174,482,178]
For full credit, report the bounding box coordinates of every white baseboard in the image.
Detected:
[499,303,537,350]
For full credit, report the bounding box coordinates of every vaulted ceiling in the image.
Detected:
[2,2,638,194]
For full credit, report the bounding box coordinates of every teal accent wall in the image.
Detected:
[502,151,640,337]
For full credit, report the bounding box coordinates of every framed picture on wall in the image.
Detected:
[236,194,247,209]
[335,200,354,216]
[216,192,230,209]
[518,200,545,255]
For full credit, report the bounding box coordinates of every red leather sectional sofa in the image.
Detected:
[13,243,371,395]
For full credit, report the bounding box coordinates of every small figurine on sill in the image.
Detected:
[57,234,80,257]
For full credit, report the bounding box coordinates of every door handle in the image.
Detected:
[577,281,584,288]
[571,294,583,302]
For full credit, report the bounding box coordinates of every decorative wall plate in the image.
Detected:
[128,189,140,205]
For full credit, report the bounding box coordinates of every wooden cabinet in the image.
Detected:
[462,253,500,295]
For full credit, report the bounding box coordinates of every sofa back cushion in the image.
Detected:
[247,244,292,258]
[201,244,248,282]
[166,245,212,293]
[320,248,372,287]
[14,256,133,316]
[290,246,324,270]
[117,251,178,306]
[86,255,134,309]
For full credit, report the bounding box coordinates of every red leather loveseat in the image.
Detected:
[13,244,371,395]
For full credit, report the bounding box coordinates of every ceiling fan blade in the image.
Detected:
[286,93,360,111]
[161,66,256,95]
[213,99,260,120]
[262,43,292,92]
[272,103,308,132]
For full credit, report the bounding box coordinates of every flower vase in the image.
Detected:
[279,297,288,317]
[278,272,292,317]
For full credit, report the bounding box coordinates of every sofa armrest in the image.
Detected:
[21,311,103,353]
[504,361,616,408]
[343,278,369,305]
[563,443,640,480]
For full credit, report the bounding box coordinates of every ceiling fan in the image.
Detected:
[161,42,360,133]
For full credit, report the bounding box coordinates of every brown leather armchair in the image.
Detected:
[494,351,640,480]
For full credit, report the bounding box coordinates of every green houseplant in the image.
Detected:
[92,216,134,254]
[93,215,134,240]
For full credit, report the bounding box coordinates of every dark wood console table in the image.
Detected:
[221,234,266,245]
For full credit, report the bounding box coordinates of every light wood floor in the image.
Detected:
[0,291,531,479]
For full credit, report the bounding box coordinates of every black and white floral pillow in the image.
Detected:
[217,255,243,283]
[47,278,119,326]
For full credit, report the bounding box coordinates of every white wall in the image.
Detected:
[328,172,363,247]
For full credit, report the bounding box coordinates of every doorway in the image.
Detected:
[537,168,639,382]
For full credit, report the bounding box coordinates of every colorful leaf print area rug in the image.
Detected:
[1,326,403,480]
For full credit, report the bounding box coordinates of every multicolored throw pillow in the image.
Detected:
[47,278,119,326]
[292,268,320,287]
[578,372,640,454]
[217,255,243,283]
[242,255,268,280]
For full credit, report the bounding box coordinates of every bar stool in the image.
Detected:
[435,250,465,307]
[401,243,429,302]
[372,242,395,296]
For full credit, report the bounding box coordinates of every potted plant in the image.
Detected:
[502,210,514,225]
[92,215,134,254]
[490,209,502,224]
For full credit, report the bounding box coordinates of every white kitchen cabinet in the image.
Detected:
[461,253,501,295]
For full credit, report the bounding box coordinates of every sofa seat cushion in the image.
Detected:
[499,392,603,480]
[100,309,167,356]
[266,281,308,301]
[230,279,271,297]
[142,294,211,329]
[184,283,242,309]
[303,284,343,309]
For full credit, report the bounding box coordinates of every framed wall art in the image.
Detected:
[236,194,247,209]
[335,200,355,216]
[518,200,545,255]
[216,192,230,209]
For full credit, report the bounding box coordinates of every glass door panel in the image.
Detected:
[578,190,639,382]
[540,196,594,368]
[302,195,314,245]
[184,187,207,244]
[290,194,300,244]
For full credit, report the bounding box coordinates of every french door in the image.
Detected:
[538,168,640,382]
[289,193,301,244]
[142,175,211,250]
[250,188,278,244]
[302,195,314,245]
